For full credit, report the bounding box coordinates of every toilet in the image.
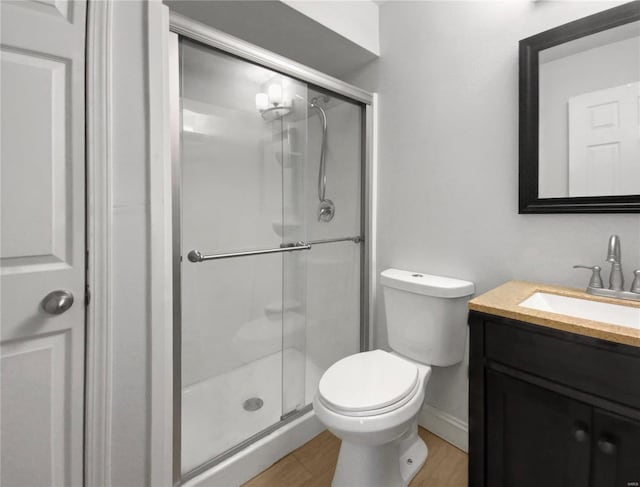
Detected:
[313,268,474,487]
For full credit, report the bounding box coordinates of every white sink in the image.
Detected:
[519,292,640,329]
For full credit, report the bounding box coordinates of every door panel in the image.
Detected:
[1,333,69,485]
[0,1,86,485]
[486,370,592,487]
[1,48,69,268]
[568,82,640,196]
[592,409,640,487]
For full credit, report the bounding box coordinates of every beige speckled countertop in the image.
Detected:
[468,281,640,348]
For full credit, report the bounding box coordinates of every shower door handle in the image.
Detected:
[187,241,311,263]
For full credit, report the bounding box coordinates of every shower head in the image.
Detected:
[310,95,330,106]
[295,94,330,107]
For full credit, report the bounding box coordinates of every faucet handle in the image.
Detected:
[573,265,604,289]
[631,270,640,294]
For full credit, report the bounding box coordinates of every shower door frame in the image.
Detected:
[169,12,376,485]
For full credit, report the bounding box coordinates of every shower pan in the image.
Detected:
[170,16,374,486]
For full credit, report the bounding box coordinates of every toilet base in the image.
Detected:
[331,420,428,487]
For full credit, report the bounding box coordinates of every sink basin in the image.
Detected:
[519,292,640,329]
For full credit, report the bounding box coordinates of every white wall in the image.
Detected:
[109,1,151,484]
[346,0,640,431]
[164,0,379,78]
[283,0,379,55]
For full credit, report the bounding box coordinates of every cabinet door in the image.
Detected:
[592,409,640,487]
[486,370,592,487]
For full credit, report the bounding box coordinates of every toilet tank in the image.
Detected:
[381,269,475,367]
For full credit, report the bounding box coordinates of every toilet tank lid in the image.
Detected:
[380,268,475,298]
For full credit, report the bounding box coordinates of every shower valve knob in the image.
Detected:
[318,199,335,222]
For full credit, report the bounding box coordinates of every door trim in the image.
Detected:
[168,31,182,486]
[85,1,174,486]
[85,1,114,485]
[148,4,175,486]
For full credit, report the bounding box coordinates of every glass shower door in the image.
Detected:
[179,38,308,474]
[280,81,309,418]
[303,90,363,402]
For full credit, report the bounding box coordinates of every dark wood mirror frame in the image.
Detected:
[519,1,640,213]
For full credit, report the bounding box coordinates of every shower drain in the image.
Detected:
[243,397,264,412]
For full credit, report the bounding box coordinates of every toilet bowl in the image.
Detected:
[313,350,432,487]
[313,269,474,487]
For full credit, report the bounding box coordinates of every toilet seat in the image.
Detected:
[318,350,419,417]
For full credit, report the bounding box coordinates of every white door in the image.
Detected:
[568,82,640,197]
[1,1,86,485]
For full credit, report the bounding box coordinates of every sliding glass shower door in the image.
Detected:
[176,36,364,479]
[179,38,309,473]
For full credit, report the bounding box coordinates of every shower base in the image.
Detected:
[181,348,324,475]
[182,408,322,487]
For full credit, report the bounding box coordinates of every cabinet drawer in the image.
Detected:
[484,319,640,409]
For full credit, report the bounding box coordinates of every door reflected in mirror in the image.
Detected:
[538,20,640,199]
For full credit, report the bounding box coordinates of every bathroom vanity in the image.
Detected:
[468,281,640,487]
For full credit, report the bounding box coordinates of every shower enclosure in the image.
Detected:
[170,16,374,484]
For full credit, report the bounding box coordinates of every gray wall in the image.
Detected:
[346,1,640,425]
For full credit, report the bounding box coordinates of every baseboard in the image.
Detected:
[418,404,468,453]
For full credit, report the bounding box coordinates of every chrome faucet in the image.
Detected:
[574,234,640,302]
[606,234,624,291]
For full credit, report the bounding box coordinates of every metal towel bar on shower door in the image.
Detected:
[187,235,363,263]
[187,242,311,263]
[308,236,363,245]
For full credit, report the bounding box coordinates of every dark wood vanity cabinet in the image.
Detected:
[469,311,640,487]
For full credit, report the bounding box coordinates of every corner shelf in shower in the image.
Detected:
[274,150,303,168]
[264,299,303,319]
[271,219,303,237]
[233,313,307,356]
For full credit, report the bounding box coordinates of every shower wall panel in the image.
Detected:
[181,41,285,387]
[306,97,362,241]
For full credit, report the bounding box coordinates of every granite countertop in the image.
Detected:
[468,280,640,348]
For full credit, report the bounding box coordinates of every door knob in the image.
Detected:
[572,423,589,443]
[42,290,74,315]
[597,437,617,456]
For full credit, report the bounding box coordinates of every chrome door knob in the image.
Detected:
[572,423,589,443]
[597,437,617,456]
[42,290,74,315]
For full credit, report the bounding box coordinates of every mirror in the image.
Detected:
[519,1,640,213]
